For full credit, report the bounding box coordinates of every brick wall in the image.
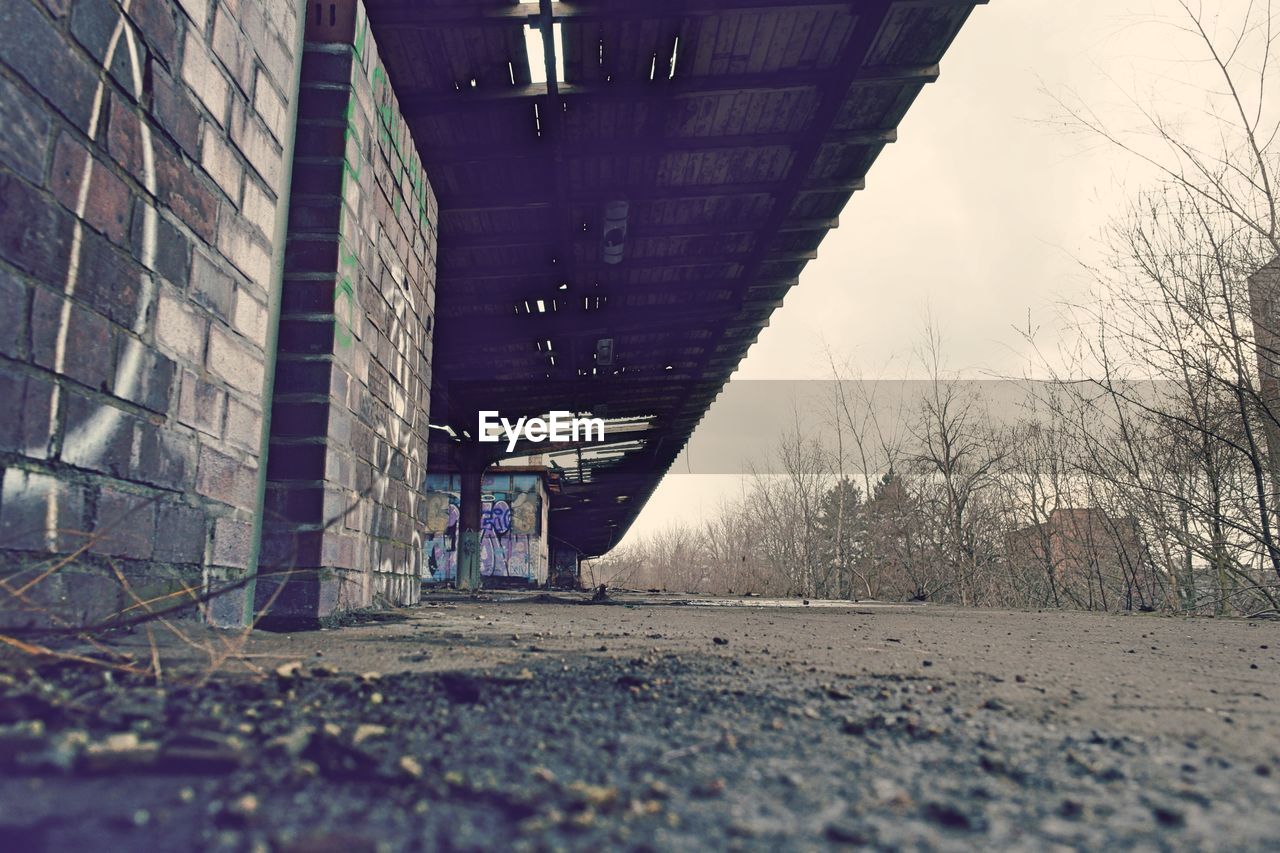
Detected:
[257,0,436,627]
[0,0,302,627]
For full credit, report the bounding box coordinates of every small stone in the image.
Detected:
[229,793,259,818]
[266,725,314,757]
[81,732,160,772]
[825,821,869,844]
[569,781,618,808]
[275,661,304,680]
[693,778,726,799]
[352,724,387,745]
[923,800,976,830]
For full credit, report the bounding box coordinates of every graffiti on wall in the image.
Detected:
[335,4,433,599]
[353,12,432,233]
[422,477,546,584]
[5,3,160,551]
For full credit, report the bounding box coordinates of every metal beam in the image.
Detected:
[424,129,895,166]
[367,0,988,28]
[439,217,839,250]
[438,248,815,275]
[436,176,863,208]
[401,66,938,116]
[436,261,741,284]
[368,1,852,28]
[433,301,751,342]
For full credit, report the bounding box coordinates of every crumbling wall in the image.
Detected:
[258,0,436,626]
[0,0,302,627]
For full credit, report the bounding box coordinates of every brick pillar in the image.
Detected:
[257,0,436,628]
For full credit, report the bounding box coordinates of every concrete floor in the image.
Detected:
[140,591,1280,758]
[7,593,1277,850]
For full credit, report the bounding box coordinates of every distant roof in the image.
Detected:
[364,0,986,556]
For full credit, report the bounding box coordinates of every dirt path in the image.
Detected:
[1,596,1278,850]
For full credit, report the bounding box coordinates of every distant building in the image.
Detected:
[1007,508,1156,611]
[1248,257,1280,502]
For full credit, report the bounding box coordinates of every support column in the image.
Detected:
[257,0,438,628]
[456,443,485,592]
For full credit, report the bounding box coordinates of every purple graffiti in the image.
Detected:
[482,500,512,535]
[422,493,543,582]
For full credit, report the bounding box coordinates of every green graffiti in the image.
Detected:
[333,242,359,349]
[329,2,432,349]
[365,44,431,232]
[342,96,362,184]
[334,278,354,349]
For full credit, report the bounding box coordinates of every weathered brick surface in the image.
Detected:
[177,368,225,436]
[0,0,301,629]
[0,0,98,131]
[259,0,436,627]
[0,77,50,184]
[182,27,228,124]
[207,323,264,392]
[49,132,134,245]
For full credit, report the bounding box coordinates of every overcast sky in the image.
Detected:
[622,0,1268,543]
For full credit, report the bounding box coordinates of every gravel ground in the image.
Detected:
[1,594,1278,851]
